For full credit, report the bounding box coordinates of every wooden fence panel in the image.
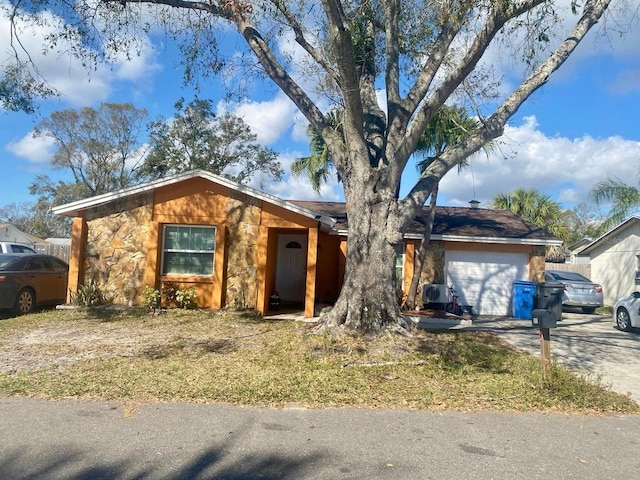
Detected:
[544,263,591,278]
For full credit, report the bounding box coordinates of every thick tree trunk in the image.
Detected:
[321,194,411,333]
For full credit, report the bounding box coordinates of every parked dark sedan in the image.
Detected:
[0,254,69,314]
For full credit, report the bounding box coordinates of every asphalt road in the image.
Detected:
[473,311,640,404]
[1,397,640,480]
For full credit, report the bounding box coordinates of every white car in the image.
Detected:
[613,292,640,332]
[0,242,37,254]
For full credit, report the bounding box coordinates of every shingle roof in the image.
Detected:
[291,201,560,244]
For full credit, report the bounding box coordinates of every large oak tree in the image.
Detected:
[5,0,620,332]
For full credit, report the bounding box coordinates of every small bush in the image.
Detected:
[70,280,108,307]
[176,287,198,309]
[141,286,161,310]
[162,281,179,306]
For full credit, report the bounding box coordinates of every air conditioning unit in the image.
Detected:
[422,284,449,304]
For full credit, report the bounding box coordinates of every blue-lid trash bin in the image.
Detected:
[511,280,537,320]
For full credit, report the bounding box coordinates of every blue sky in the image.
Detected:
[1,1,639,218]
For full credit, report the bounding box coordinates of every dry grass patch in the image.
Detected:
[0,308,637,414]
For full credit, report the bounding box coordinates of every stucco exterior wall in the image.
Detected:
[589,224,640,305]
[84,194,153,305]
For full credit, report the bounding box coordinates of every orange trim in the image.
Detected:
[143,221,160,289]
[212,223,226,309]
[403,241,416,294]
[256,225,269,314]
[339,238,347,286]
[305,227,319,318]
[66,217,87,303]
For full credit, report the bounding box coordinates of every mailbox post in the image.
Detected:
[532,281,565,374]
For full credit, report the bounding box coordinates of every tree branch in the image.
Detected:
[400,0,612,224]
[269,0,341,85]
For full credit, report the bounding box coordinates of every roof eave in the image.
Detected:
[334,230,561,246]
[51,170,336,228]
[578,215,640,254]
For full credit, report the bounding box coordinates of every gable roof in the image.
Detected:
[51,170,337,228]
[51,170,560,246]
[0,223,46,244]
[293,201,561,245]
[577,215,640,256]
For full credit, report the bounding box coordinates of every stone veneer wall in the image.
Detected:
[224,194,261,310]
[417,241,445,305]
[83,194,153,305]
[531,245,547,282]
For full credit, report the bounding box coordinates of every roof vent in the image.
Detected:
[469,199,480,209]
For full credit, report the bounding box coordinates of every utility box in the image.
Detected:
[537,281,564,320]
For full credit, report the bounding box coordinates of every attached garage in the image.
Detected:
[445,249,530,316]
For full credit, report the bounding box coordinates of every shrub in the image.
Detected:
[176,287,198,309]
[161,281,179,306]
[70,280,108,307]
[141,285,162,310]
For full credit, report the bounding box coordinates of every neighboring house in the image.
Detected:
[576,215,640,305]
[0,223,46,250]
[567,238,592,264]
[51,170,560,317]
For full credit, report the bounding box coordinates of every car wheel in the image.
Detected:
[14,288,35,315]
[582,307,596,314]
[616,307,632,332]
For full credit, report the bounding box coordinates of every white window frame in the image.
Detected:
[395,243,405,291]
[161,224,216,276]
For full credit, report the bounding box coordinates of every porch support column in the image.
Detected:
[212,223,226,309]
[66,216,87,303]
[143,221,160,289]
[256,225,269,314]
[403,241,415,295]
[339,238,348,287]
[304,226,319,318]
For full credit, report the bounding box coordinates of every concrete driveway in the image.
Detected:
[474,311,640,403]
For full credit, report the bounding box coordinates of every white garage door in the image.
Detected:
[445,250,529,316]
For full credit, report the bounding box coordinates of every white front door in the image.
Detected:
[275,234,308,302]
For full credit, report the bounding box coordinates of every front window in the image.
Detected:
[162,225,215,275]
[395,244,404,291]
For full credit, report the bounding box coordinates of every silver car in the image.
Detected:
[613,292,640,332]
[544,270,603,314]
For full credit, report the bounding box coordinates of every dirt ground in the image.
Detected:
[1,314,165,374]
[0,307,467,375]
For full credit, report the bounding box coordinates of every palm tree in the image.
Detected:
[293,105,488,309]
[404,106,486,309]
[591,178,640,230]
[490,188,568,241]
[290,110,341,193]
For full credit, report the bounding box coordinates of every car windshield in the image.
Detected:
[549,271,591,282]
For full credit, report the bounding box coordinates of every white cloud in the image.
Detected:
[220,94,299,145]
[259,150,343,201]
[437,115,640,209]
[265,174,342,201]
[5,132,55,163]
